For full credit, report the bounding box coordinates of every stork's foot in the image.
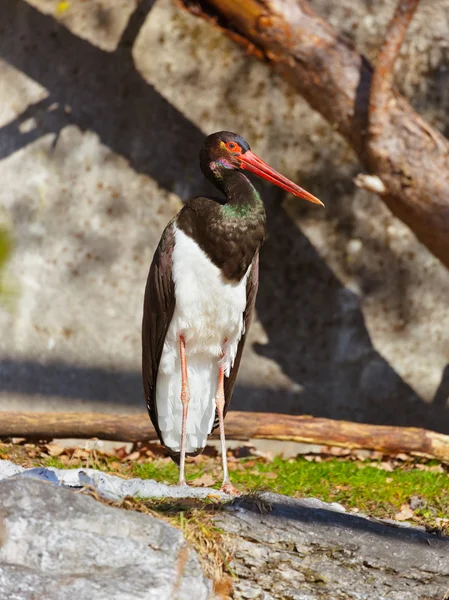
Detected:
[178,479,188,487]
[221,480,240,496]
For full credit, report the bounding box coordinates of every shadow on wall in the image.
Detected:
[1,0,448,433]
[252,189,449,433]
[0,0,206,198]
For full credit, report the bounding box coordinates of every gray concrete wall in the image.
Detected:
[0,0,448,432]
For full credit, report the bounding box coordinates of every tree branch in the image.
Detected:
[369,0,420,138]
[1,410,449,462]
[178,0,449,269]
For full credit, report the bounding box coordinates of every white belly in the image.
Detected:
[156,225,249,453]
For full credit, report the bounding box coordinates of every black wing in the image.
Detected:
[211,253,259,432]
[142,219,176,446]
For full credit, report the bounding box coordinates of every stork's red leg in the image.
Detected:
[178,334,190,486]
[215,361,239,495]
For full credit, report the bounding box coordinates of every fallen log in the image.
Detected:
[178,0,449,269]
[1,410,449,462]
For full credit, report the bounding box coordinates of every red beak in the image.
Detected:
[240,150,324,206]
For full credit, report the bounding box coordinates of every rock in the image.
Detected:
[0,459,228,501]
[1,469,448,599]
[409,495,427,511]
[0,479,212,600]
[215,493,449,600]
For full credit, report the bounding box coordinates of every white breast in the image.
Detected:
[156,225,249,453]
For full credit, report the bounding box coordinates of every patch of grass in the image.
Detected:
[133,459,210,485]
[39,452,118,473]
[132,455,449,525]
[39,456,72,470]
[132,460,180,482]
[231,457,449,518]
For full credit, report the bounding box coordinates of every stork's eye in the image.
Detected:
[226,141,241,153]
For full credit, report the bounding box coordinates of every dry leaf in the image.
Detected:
[124,451,141,462]
[264,472,278,480]
[368,461,394,472]
[44,443,65,457]
[138,442,169,458]
[370,451,385,461]
[379,461,394,472]
[206,493,222,500]
[304,455,322,462]
[394,504,415,521]
[395,453,412,462]
[114,446,129,460]
[191,473,215,488]
[327,447,351,457]
[428,464,445,473]
[353,450,371,461]
[251,449,273,461]
[190,454,207,464]
[72,448,90,460]
[241,459,257,468]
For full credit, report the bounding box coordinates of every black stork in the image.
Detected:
[142,131,323,493]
